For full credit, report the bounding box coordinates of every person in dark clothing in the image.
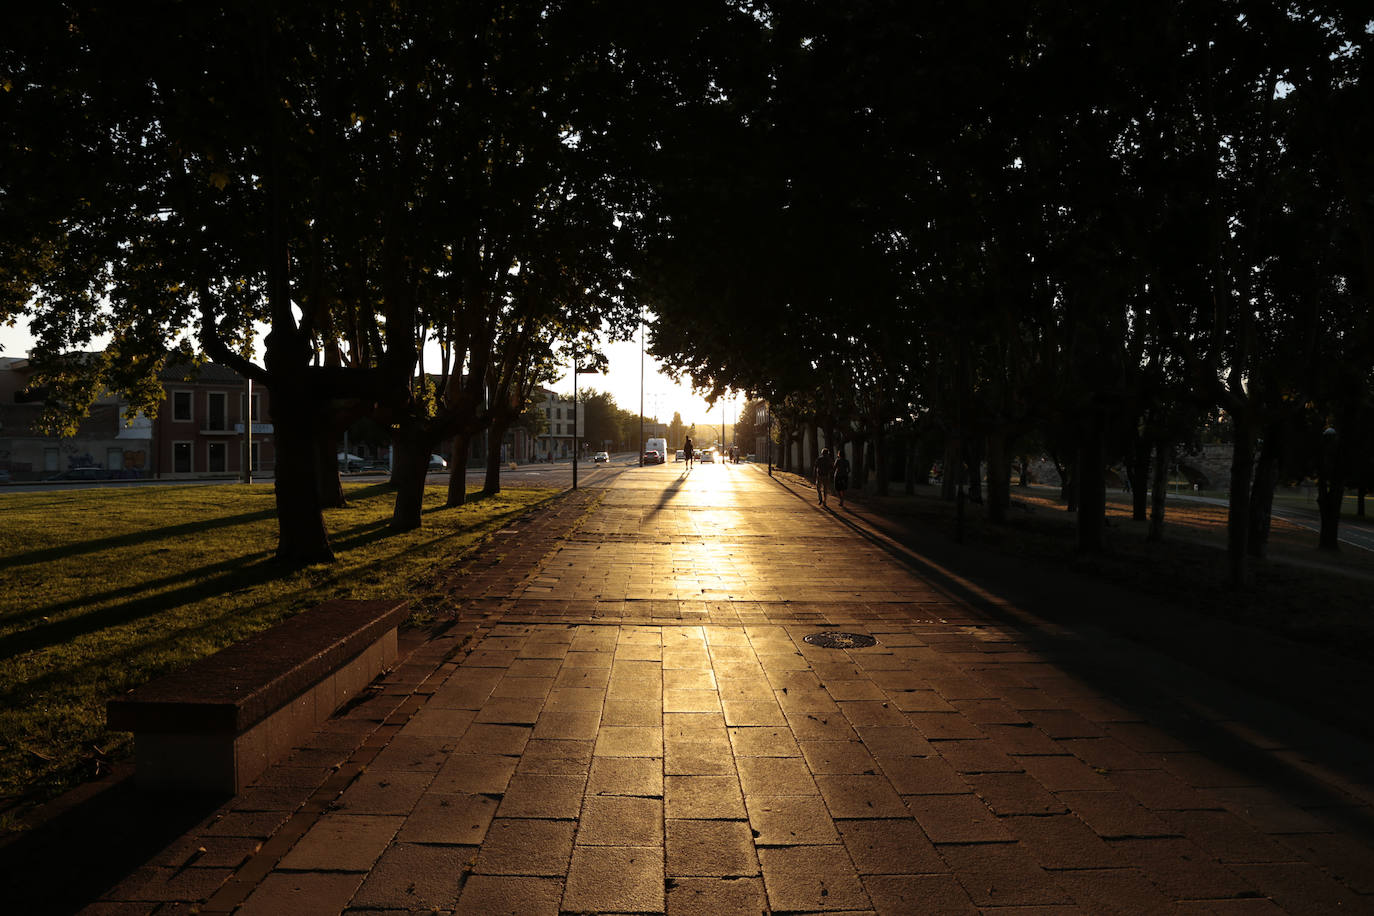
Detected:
[815,448,834,506]
[833,451,850,507]
[683,435,694,468]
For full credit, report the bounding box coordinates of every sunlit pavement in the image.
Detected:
[92,461,1374,914]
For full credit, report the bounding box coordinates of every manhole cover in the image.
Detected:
[803,632,877,649]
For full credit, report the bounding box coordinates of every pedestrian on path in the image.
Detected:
[815,447,834,506]
[683,435,694,468]
[833,450,850,507]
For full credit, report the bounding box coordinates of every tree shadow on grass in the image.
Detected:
[4,506,280,571]
[0,552,282,674]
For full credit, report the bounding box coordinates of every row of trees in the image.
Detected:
[641,2,1373,586]
[4,2,762,562]
[6,3,1371,586]
[580,390,659,453]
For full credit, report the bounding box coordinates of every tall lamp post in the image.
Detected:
[638,310,645,466]
[766,401,773,477]
[573,360,581,490]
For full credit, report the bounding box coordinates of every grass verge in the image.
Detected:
[0,481,556,817]
[836,477,1374,665]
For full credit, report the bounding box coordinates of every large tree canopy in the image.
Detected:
[5,1,1370,585]
[3,1,763,561]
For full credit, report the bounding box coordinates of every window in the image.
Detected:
[207,441,227,472]
[44,447,59,472]
[250,392,262,422]
[207,392,227,430]
[106,447,123,471]
[172,390,193,422]
[251,441,261,471]
[173,441,192,473]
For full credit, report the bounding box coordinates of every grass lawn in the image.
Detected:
[0,481,556,818]
[843,478,1374,665]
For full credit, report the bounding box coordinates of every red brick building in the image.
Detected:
[0,357,273,479]
[152,362,274,477]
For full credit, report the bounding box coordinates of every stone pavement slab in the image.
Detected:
[76,463,1374,914]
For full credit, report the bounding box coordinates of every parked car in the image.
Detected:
[428,454,448,470]
[643,449,660,464]
[592,451,609,464]
[0,469,12,483]
[337,452,365,472]
[47,466,111,481]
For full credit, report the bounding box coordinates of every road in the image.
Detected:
[1170,492,1374,552]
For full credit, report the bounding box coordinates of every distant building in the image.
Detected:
[154,362,273,477]
[0,356,273,479]
[533,387,584,459]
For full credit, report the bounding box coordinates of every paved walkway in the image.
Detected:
[84,463,1374,913]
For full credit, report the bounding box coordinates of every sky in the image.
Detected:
[549,335,742,428]
[0,316,735,428]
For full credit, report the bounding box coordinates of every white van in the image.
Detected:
[645,437,668,464]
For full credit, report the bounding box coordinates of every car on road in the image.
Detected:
[0,469,10,483]
[643,449,661,465]
[700,449,715,463]
[428,454,448,470]
[592,451,609,464]
[675,449,685,462]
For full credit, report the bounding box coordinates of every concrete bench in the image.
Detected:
[107,598,409,793]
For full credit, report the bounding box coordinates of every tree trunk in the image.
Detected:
[1358,487,1366,519]
[941,434,959,501]
[1075,412,1106,554]
[1125,436,1150,521]
[904,431,918,495]
[808,424,820,472]
[965,436,984,505]
[851,436,867,489]
[315,421,345,509]
[270,387,335,564]
[483,423,509,496]
[985,427,1011,525]
[872,413,888,497]
[447,433,470,507]
[391,421,431,531]
[1317,480,1343,550]
[1018,456,1029,487]
[1053,451,1076,512]
[1147,440,1170,543]
[1224,428,1256,586]
[1246,425,1284,559]
[1316,431,1344,551]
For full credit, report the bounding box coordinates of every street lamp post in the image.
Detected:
[638,310,645,467]
[766,401,772,477]
[573,360,580,490]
